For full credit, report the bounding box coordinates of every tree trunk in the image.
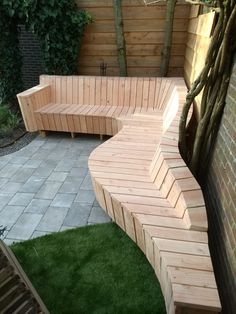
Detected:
[113,0,127,76]
[160,0,177,77]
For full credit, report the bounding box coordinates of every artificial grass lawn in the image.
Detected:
[11,222,166,314]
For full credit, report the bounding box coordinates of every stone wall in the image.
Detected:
[18,25,43,90]
[204,56,236,314]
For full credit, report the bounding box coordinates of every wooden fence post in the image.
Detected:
[113,0,127,76]
[160,0,177,76]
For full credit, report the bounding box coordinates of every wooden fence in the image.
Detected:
[184,6,216,111]
[76,0,190,77]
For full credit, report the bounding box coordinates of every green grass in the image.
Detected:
[12,223,166,314]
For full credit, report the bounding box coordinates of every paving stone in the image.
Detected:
[47,171,68,182]
[7,213,43,240]
[8,193,35,206]
[0,194,12,210]
[0,161,8,170]
[31,230,51,239]
[54,159,76,172]
[23,159,42,168]
[25,199,51,214]
[69,167,88,178]
[74,190,95,204]
[19,177,45,193]
[63,203,92,227]
[35,182,62,200]
[42,142,58,150]
[9,156,29,165]
[51,193,76,208]
[88,206,111,224]
[80,174,93,190]
[47,150,66,160]
[1,182,23,195]
[31,148,53,159]
[33,165,55,178]
[0,178,8,188]
[37,207,69,232]
[0,206,25,229]
[0,164,21,178]
[59,180,83,194]
[10,168,34,183]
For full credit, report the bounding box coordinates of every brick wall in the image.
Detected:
[18,25,43,90]
[204,56,236,314]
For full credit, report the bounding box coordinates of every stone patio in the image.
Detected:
[0,133,111,244]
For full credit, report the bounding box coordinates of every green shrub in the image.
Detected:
[0,104,22,137]
[0,0,91,104]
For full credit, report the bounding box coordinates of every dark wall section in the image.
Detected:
[204,56,236,314]
[18,25,43,90]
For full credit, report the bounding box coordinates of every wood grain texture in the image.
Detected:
[77,1,190,76]
[88,77,221,314]
[184,9,216,113]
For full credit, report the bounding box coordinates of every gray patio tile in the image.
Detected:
[74,190,95,204]
[88,206,111,224]
[51,194,76,208]
[0,164,21,178]
[58,180,83,194]
[31,148,53,159]
[47,171,68,182]
[15,147,38,157]
[0,161,8,171]
[31,230,51,239]
[9,193,34,206]
[19,177,45,193]
[32,165,55,178]
[47,150,66,160]
[0,178,8,188]
[10,168,35,183]
[25,199,51,214]
[63,203,92,227]
[41,142,58,150]
[80,174,93,190]
[35,182,62,200]
[9,156,29,165]
[0,206,25,229]
[1,182,23,195]
[28,138,45,147]
[69,167,88,178]
[73,159,89,168]
[36,207,69,232]
[23,159,42,168]
[7,213,43,240]
[0,194,12,210]
[54,159,76,172]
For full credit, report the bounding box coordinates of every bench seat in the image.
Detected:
[34,103,162,136]
[88,79,221,314]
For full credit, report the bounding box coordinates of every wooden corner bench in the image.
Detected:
[17,75,221,314]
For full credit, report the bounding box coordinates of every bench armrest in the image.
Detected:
[17,84,51,132]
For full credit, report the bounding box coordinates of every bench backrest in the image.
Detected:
[149,79,208,232]
[40,75,165,109]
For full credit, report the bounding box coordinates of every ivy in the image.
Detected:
[0,0,91,104]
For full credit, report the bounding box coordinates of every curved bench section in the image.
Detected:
[88,78,221,314]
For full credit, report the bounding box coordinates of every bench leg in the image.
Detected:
[39,130,47,138]
[100,134,104,140]
[71,132,75,139]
